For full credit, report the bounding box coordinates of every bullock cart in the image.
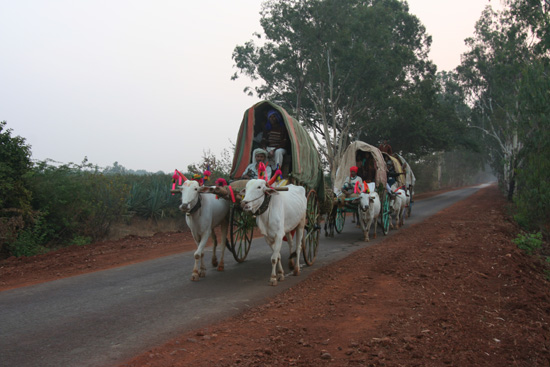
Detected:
[331,141,391,236]
[393,153,416,218]
[218,101,325,266]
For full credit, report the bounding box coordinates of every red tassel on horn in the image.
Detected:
[267,169,283,186]
[354,181,362,194]
[258,162,267,181]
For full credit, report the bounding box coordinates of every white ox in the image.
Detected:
[389,187,407,229]
[357,190,381,242]
[174,180,230,281]
[240,179,307,286]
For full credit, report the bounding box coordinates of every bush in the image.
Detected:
[28,160,130,246]
[513,232,543,255]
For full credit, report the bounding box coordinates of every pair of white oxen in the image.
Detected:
[353,182,410,242]
[173,179,307,286]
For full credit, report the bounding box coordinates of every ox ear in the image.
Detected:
[239,188,246,197]
[198,186,215,194]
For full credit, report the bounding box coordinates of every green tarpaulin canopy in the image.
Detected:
[230,101,323,193]
[334,141,388,192]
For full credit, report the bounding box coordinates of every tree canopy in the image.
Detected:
[233,0,467,180]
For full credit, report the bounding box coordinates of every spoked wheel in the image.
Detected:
[302,189,320,266]
[380,191,391,235]
[406,186,414,218]
[229,204,254,262]
[335,208,345,233]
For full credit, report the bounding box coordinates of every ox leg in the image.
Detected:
[192,232,210,280]
[286,232,295,271]
[292,224,305,276]
[211,232,219,268]
[373,216,378,239]
[217,219,228,271]
[364,219,371,242]
[268,237,284,286]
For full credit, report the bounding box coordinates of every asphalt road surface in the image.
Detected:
[0,184,489,367]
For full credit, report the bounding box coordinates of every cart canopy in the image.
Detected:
[230,101,323,192]
[381,152,406,188]
[334,141,387,191]
[393,153,416,188]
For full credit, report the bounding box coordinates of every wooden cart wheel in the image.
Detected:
[406,185,413,218]
[229,204,254,262]
[381,191,391,235]
[302,189,320,266]
[335,207,345,233]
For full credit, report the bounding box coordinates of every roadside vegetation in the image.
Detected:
[1,0,548,260]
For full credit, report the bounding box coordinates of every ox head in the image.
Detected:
[174,180,202,213]
[358,193,371,212]
[240,179,278,213]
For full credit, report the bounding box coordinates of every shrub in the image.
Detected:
[513,232,543,255]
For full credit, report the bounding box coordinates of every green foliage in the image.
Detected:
[126,174,180,221]
[8,212,50,257]
[514,151,550,235]
[233,0,447,179]
[28,159,130,246]
[0,121,34,256]
[72,235,92,246]
[186,148,232,182]
[513,231,543,255]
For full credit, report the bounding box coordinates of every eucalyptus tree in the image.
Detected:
[232,0,436,180]
[458,6,533,200]
[458,2,550,201]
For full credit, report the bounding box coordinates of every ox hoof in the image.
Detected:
[191,273,200,281]
[364,237,370,242]
[293,268,301,276]
[288,258,295,271]
[277,273,285,282]
[373,234,377,239]
[270,278,278,286]
[212,259,219,267]
[199,269,206,277]
[217,264,225,272]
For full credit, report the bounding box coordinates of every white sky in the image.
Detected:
[0,0,502,173]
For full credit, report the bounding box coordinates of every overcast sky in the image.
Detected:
[1,0,502,173]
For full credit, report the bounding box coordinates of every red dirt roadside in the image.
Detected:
[1,185,549,366]
[118,184,550,367]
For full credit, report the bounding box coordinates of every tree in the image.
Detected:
[0,121,33,255]
[457,5,536,200]
[233,0,441,181]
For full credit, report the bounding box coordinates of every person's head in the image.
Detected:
[253,148,268,163]
[266,110,283,130]
[350,166,358,178]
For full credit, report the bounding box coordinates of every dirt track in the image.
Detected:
[1,184,549,366]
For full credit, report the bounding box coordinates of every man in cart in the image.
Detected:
[341,166,363,196]
[261,109,289,171]
[242,148,272,180]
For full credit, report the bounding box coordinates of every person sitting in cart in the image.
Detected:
[386,159,404,197]
[342,166,363,196]
[261,109,288,170]
[379,139,393,155]
[242,148,272,180]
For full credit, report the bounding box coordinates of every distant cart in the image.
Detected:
[332,141,391,235]
[218,101,325,265]
[392,153,416,218]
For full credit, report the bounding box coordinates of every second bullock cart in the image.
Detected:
[221,101,325,266]
[332,141,391,235]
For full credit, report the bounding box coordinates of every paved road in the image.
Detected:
[0,184,489,367]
